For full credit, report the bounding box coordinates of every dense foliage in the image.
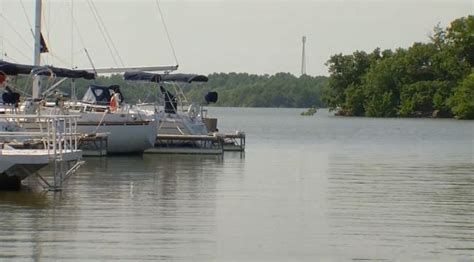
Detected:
[323,16,474,119]
[183,73,326,108]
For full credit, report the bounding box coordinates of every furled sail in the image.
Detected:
[0,61,95,79]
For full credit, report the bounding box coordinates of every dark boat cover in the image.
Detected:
[1,86,20,105]
[204,91,218,103]
[37,66,95,80]
[160,86,177,114]
[123,72,161,82]
[82,85,123,105]
[124,71,208,83]
[0,61,95,79]
[161,74,208,83]
[0,61,35,75]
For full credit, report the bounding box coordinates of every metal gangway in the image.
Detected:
[0,114,84,191]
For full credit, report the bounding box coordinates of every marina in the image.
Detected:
[0,0,472,260]
[0,0,246,187]
[0,66,245,189]
[0,58,246,188]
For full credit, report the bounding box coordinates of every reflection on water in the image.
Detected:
[0,108,473,260]
[0,154,231,260]
[327,153,474,260]
[0,190,50,208]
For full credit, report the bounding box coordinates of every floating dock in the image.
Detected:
[223,132,246,152]
[145,132,245,155]
[146,134,224,155]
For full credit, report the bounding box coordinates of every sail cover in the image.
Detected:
[161,74,208,83]
[123,72,161,82]
[0,61,95,79]
[124,71,208,83]
[39,66,95,80]
[0,61,35,75]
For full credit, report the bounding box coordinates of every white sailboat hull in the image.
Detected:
[75,111,157,154]
[77,122,156,154]
[42,108,158,154]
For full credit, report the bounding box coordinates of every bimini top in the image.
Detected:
[124,72,208,83]
[0,61,95,80]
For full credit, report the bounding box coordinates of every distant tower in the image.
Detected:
[301,36,307,76]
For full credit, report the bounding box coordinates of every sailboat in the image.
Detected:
[125,71,214,136]
[63,86,159,154]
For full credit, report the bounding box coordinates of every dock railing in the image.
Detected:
[0,114,81,154]
[0,114,83,190]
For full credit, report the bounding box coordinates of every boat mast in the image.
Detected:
[32,0,42,99]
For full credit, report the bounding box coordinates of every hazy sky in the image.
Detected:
[0,0,472,76]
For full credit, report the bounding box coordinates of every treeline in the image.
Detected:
[184,73,326,108]
[47,72,326,108]
[323,15,474,119]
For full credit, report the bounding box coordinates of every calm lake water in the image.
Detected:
[1,108,473,261]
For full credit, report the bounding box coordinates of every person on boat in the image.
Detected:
[109,90,120,112]
[110,85,124,104]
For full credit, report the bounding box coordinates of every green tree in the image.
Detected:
[323,49,382,112]
[449,71,474,119]
[399,81,451,117]
[364,91,396,117]
[445,15,474,66]
[323,16,474,119]
[359,49,407,117]
[343,84,365,116]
